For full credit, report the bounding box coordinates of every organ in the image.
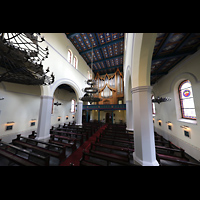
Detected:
[94,68,124,104]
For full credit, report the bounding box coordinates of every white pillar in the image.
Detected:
[76,101,83,125]
[126,100,134,131]
[36,95,53,141]
[131,86,159,166]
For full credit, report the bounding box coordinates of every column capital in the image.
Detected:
[40,95,53,100]
[77,101,83,104]
[131,86,152,94]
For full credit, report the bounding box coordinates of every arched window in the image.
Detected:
[73,55,78,69]
[178,80,196,120]
[71,99,76,113]
[151,95,156,115]
[68,49,73,64]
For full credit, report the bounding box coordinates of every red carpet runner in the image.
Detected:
[60,124,108,166]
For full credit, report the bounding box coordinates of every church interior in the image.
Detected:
[0,33,200,166]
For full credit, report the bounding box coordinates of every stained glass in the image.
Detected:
[179,80,196,119]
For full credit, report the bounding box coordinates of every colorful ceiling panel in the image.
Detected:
[65,33,124,75]
[66,33,200,85]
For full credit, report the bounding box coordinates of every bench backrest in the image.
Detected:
[0,140,49,166]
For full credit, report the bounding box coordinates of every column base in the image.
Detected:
[133,152,159,166]
[36,135,50,142]
[76,123,82,126]
[126,128,134,132]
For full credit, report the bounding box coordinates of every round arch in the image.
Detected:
[50,78,83,101]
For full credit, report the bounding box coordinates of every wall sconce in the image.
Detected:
[30,119,36,126]
[72,115,75,119]
[54,101,62,106]
[180,125,190,138]
[5,121,15,131]
[58,116,61,121]
[180,125,190,130]
[157,119,162,126]
[166,121,172,130]
[66,116,68,120]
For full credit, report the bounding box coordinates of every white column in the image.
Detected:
[126,100,134,131]
[36,95,53,141]
[76,101,83,125]
[131,86,159,166]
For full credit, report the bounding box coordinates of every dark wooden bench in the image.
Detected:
[80,150,104,166]
[49,134,76,152]
[12,134,67,163]
[28,131,37,139]
[94,141,134,153]
[0,139,49,166]
[156,146,186,157]
[104,129,134,137]
[100,132,134,142]
[155,139,171,147]
[58,125,91,138]
[80,149,136,166]
[50,130,83,145]
[97,136,134,148]
[90,143,130,162]
[156,153,200,166]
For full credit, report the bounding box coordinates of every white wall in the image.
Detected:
[0,82,41,142]
[40,33,93,97]
[152,49,200,161]
[0,33,93,142]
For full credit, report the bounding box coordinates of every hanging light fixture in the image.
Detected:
[152,96,171,104]
[0,33,55,85]
[79,44,101,104]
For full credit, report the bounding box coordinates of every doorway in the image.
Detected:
[106,112,112,123]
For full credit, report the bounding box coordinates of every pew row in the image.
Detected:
[12,134,67,163]
[0,139,49,166]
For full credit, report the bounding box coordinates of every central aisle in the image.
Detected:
[60,124,108,166]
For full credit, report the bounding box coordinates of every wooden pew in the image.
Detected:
[49,134,77,152]
[156,153,200,166]
[98,135,134,148]
[61,125,92,137]
[104,129,133,138]
[28,131,37,139]
[90,143,130,162]
[156,146,186,158]
[154,132,200,166]
[50,129,83,145]
[100,132,134,142]
[95,141,134,153]
[0,139,49,166]
[79,150,104,166]
[80,149,136,166]
[12,134,67,163]
[53,126,88,140]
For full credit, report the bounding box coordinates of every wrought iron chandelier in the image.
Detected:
[79,44,101,104]
[152,96,171,104]
[0,33,55,85]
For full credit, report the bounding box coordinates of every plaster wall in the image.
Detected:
[152,49,200,161]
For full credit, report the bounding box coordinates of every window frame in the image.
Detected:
[68,49,73,64]
[70,99,76,113]
[178,80,196,120]
[151,95,156,116]
[73,55,78,69]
